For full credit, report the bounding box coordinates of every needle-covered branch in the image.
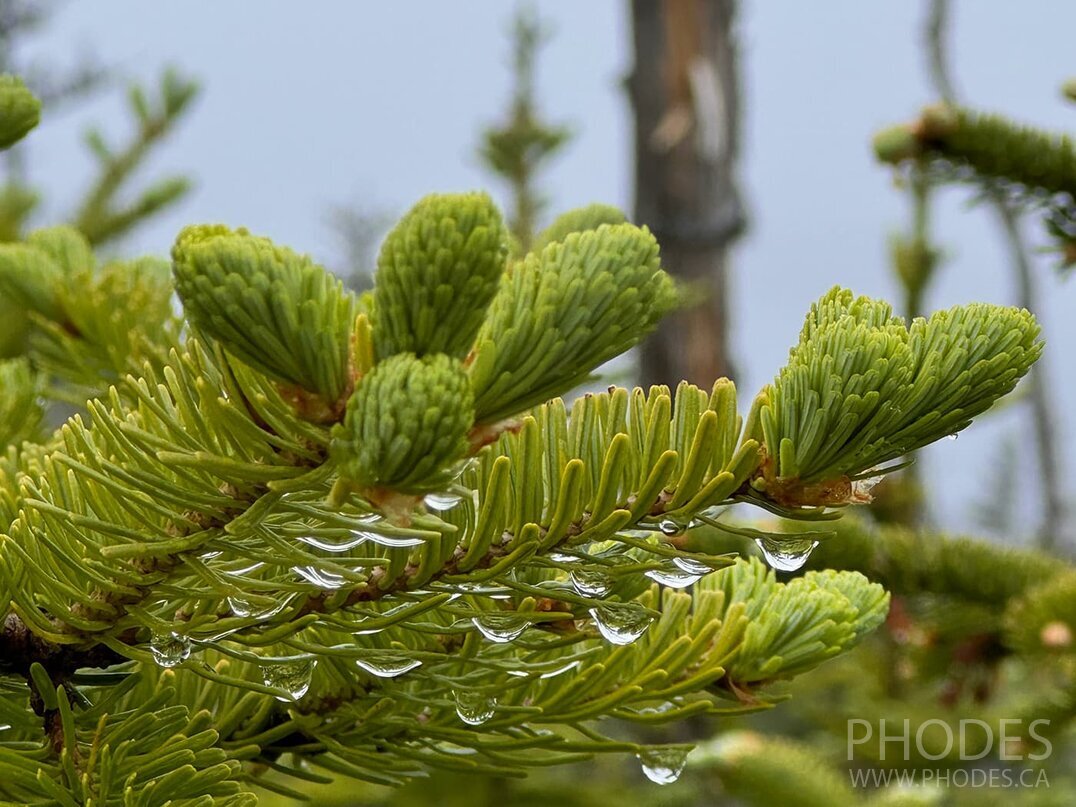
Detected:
[73,68,199,246]
[874,103,1076,266]
[0,171,1044,802]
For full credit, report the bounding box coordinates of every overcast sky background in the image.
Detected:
[19,1,1076,543]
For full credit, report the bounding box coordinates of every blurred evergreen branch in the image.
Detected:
[873,0,1069,552]
[686,515,1076,805]
[479,4,571,252]
[73,67,199,246]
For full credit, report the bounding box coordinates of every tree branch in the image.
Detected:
[924,0,1067,550]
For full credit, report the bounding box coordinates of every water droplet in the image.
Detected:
[471,612,529,643]
[224,561,264,577]
[549,551,578,563]
[754,535,819,572]
[452,458,480,480]
[454,582,513,596]
[539,660,580,679]
[199,550,222,560]
[637,746,690,785]
[633,701,677,715]
[149,633,191,668]
[454,690,497,725]
[292,565,346,589]
[852,474,884,499]
[589,603,653,645]
[672,556,715,576]
[946,433,959,441]
[645,563,702,589]
[297,533,368,552]
[658,518,686,536]
[355,655,422,678]
[229,596,291,621]
[355,530,424,548]
[262,658,316,701]
[424,492,462,512]
[440,742,480,756]
[570,568,613,598]
[353,624,385,636]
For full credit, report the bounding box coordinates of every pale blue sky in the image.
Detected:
[20,1,1076,541]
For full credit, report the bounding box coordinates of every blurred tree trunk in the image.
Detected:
[629,0,746,387]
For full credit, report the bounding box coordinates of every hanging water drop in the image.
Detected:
[672,556,715,576]
[224,561,264,577]
[424,492,463,512]
[471,612,530,643]
[589,602,653,645]
[946,433,959,441]
[452,457,480,481]
[353,622,386,636]
[227,595,290,621]
[852,474,884,500]
[570,568,613,598]
[645,563,702,589]
[149,633,191,668]
[355,655,422,678]
[539,660,580,679]
[455,581,513,597]
[754,534,819,572]
[356,530,425,548]
[292,565,347,589]
[262,657,316,701]
[297,532,369,552]
[636,746,690,785]
[633,701,678,715]
[454,690,497,725]
[658,518,686,536]
[440,742,481,756]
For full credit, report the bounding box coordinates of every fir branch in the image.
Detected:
[469,222,679,423]
[479,4,570,251]
[0,72,39,149]
[873,104,1076,272]
[531,203,627,253]
[372,192,508,361]
[0,357,41,447]
[173,224,360,411]
[0,227,179,408]
[874,105,1076,201]
[73,67,199,246]
[744,287,1041,507]
[1004,570,1076,658]
[807,517,1062,607]
[0,180,1046,800]
[693,731,857,807]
